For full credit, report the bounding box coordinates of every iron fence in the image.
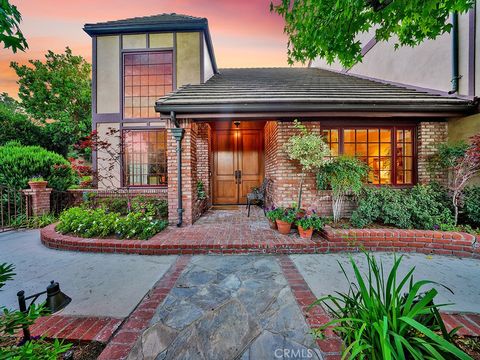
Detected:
[0,185,30,232]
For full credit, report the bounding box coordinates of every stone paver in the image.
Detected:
[291,252,480,313]
[0,230,177,317]
[128,256,322,360]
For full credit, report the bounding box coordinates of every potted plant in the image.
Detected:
[265,206,282,229]
[276,207,296,234]
[28,176,48,190]
[296,212,325,239]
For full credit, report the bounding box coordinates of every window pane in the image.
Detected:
[380,129,391,142]
[124,50,173,119]
[344,144,355,156]
[344,129,355,142]
[330,129,339,142]
[356,144,367,156]
[368,129,379,142]
[123,130,167,186]
[356,129,367,142]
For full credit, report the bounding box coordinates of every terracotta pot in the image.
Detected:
[298,225,314,239]
[268,219,278,230]
[276,219,292,235]
[28,181,48,190]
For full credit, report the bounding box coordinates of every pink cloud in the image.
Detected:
[1,0,293,97]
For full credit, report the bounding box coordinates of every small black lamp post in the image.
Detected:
[17,280,71,341]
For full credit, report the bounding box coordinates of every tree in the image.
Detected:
[0,102,43,147]
[283,120,330,208]
[317,156,369,222]
[448,134,480,225]
[0,0,28,53]
[271,0,474,68]
[11,47,91,156]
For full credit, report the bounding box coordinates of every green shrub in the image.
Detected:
[463,186,480,227]
[0,103,44,148]
[265,207,284,222]
[93,197,129,216]
[0,143,76,190]
[131,196,168,219]
[57,207,167,240]
[351,184,454,230]
[311,253,470,359]
[115,212,168,240]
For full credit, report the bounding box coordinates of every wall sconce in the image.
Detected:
[17,280,71,341]
[233,121,241,128]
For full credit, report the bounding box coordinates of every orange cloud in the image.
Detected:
[1,0,294,97]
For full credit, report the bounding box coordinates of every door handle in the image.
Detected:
[234,170,242,184]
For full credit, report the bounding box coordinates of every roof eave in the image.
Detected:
[155,102,476,116]
[83,20,218,73]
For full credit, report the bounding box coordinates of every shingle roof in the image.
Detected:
[155,68,476,115]
[84,13,206,32]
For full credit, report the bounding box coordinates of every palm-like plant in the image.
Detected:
[310,253,472,359]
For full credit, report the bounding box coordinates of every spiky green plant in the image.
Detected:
[310,253,471,359]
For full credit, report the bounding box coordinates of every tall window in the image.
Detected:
[321,127,415,185]
[123,51,173,119]
[123,130,167,186]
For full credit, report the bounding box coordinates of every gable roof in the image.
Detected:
[83,13,217,73]
[155,67,476,115]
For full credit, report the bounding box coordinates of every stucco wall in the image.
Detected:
[96,123,121,189]
[176,32,201,87]
[202,33,214,82]
[122,34,147,49]
[150,33,174,48]
[96,36,120,114]
[311,9,477,97]
[449,113,480,143]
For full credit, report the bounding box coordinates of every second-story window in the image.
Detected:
[123,51,173,119]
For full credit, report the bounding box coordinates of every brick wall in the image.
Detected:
[196,123,212,211]
[167,119,208,226]
[417,121,448,184]
[263,121,355,216]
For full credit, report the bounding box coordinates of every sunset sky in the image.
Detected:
[0,0,296,98]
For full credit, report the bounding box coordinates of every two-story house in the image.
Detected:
[84,13,477,226]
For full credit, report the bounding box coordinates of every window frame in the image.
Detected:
[121,48,175,121]
[121,129,168,188]
[321,125,418,187]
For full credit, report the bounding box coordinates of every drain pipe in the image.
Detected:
[449,12,460,94]
[170,111,185,227]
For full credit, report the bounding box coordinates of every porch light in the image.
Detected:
[17,280,71,341]
[233,120,241,128]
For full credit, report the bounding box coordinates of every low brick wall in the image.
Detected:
[321,226,480,258]
[42,223,480,258]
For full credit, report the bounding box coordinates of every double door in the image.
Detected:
[212,129,263,204]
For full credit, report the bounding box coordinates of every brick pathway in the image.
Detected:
[97,255,191,360]
[29,315,122,343]
[278,256,343,359]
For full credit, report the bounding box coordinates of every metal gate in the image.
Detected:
[0,185,29,232]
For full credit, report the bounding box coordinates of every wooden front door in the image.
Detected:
[212,129,263,204]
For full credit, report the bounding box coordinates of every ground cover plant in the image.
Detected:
[311,253,472,359]
[56,206,168,240]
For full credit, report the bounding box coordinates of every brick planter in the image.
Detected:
[41,223,480,258]
[321,226,480,259]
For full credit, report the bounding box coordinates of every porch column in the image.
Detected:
[167,118,198,226]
